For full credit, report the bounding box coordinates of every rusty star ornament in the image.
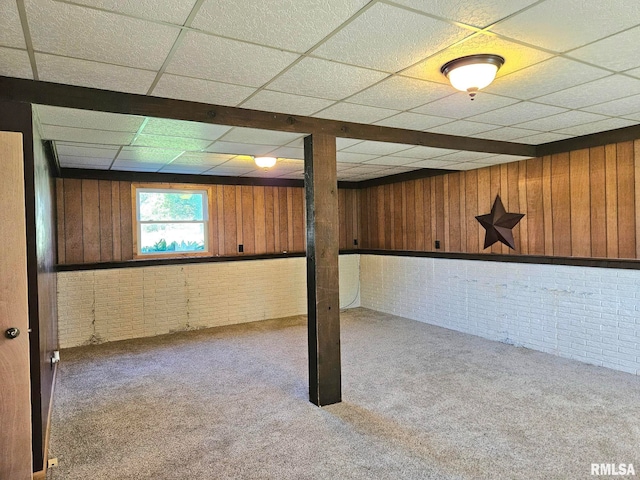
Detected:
[476,195,524,250]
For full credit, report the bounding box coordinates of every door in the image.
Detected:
[0,131,32,479]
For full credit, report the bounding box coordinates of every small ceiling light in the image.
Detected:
[440,54,505,100]
[254,156,277,169]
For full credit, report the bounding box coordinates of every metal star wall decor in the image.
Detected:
[476,195,525,250]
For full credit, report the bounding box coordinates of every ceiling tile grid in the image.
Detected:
[11,0,640,181]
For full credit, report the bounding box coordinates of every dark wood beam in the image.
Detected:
[304,133,341,406]
[536,124,640,156]
[0,76,535,157]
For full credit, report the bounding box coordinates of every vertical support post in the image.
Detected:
[304,133,341,406]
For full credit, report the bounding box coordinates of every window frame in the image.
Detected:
[132,183,214,259]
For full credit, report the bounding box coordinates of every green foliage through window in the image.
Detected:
[136,188,208,255]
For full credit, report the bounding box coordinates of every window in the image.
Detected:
[133,184,211,257]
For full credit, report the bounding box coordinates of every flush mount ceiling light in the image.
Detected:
[254,156,277,169]
[440,54,505,100]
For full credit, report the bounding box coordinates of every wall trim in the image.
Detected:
[0,76,535,157]
[358,249,640,270]
[57,251,359,272]
[58,167,451,189]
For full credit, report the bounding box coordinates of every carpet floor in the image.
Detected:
[47,308,640,479]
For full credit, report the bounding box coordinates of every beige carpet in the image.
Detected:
[47,308,640,479]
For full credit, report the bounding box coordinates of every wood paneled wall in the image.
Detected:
[57,180,361,264]
[360,140,640,259]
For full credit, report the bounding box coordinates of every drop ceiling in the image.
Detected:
[5,0,640,181]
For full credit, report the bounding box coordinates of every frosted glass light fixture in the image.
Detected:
[254,156,277,168]
[441,54,505,100]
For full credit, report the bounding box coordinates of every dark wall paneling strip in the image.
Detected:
[605,144,619,258]
[98,180,113,262]
[541,156,553,255]
[358,138,640,261]
[617,141,636,258]
[590,146,607,258]
[551,152,570,256]
[81,179,100,263]
[57,179,358,265]
[570,149,591,258]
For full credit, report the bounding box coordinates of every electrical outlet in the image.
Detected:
[435,240,441,249]
[48,458,58,468]
[238,244,244,253]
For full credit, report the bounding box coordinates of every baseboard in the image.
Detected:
[33,362,58,480]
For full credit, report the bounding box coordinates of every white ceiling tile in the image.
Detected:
[152,74,255,106]
[340,164,387,173]
[473,127,540,141]
[69,0,197,25]
[467,102,566,126]
[412,91,518,119]
[26,0,180,69]
[55,143,118,159]
[241,91,334,116]
[168,152,234,166]
[485,57,610,100]
[568,26,640,72]
[364,156,422,166]
[336,151,380,163]
[626,66,640,79]
[267,147,304,160]
[623,112,640,122]
[555,118,638,136]
[348,76,452,110]
[582,93,640,117]
[141,118,232,140]
[511,132,572,144]
[395,145,456,159]
[343,140,414,156]
[166,31,299,87]
[402,33,553,85]
[58,157,113,169]
[491,0,640,52]
[391,0,538,28]
[406,158,460,168]
[219,128,304,146]
[515,111,608,131]
[313,103,398,123]
[313,3,471,72]
[204,166,257,176]
[131,134,212,150]
[117,147,183,162]
[205,142,280,156]
[35,53,156,94]
[336,138,364,150]
[534,75,640,109]
[0,0,26,48]
[242,169,286,179]
[268,57,387,100]
[41,125,135,145]
[192,0,369,52]
[156,164,211,174]
[374,112,451,130]
[111,164,166,172]
[284,138,305,148]
[433,151,497,163]
[427,120,500,136]
[0,48,33,79]
[36,105,144,132]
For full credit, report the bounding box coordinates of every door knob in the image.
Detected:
[5,327,20,339]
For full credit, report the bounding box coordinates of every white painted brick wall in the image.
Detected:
[57,255,360,348]
[360,255,640,376]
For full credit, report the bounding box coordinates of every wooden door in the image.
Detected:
[0,132,32,479]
